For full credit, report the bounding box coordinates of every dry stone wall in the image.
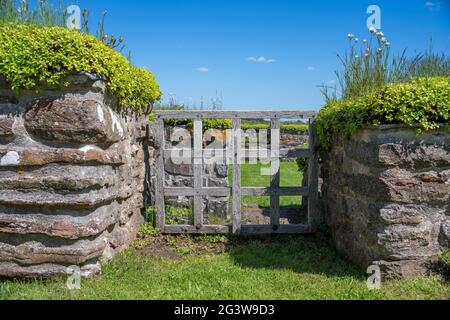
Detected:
[0,73,146,278]
[321,125,450,278]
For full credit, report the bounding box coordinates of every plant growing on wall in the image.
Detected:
[0,24,161,112]
[316,77,450,149]
[0,0,130,55]
[320,29,449,103]
[316,29,449,149]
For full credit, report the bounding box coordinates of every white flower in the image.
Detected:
[381,37,387,43]
[363,39,367,44]
[355,55,359,59]
[355,38,359,42]
[376,32,384,38]
[369,27,377,34]
[348,33,355,40]
[385,42,391,47]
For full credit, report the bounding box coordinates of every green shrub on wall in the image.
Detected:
[0,24,161,112]
[316,77,450,149]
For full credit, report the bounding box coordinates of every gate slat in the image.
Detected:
[270,118,281,230]
[232,119,242,234]
[193,119,203,229]
[154,120,166,231]
[308,118,319,232]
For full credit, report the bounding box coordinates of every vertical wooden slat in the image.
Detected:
[154,119,166,231]
[232,118,242,234]
[270,118,281,230]
[193,119,203,229]
[308,118,319,232]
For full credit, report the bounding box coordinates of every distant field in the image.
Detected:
[238,161,303,207]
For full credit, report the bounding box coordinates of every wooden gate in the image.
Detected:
[153,110,319,235]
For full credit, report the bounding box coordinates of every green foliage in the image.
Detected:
[441,250,450,265]
[316,77,450,149]
[167,237,194,255]
[144,205,194,226]
[0,24,161,111]
[434,249,450,281]
[241,122,308,133]
[296,157,307,173]
[324,29,450,103]
[197,234,228,244]
[139,223,161,238]
[204,119,232,130]
[280,123,309,133]
[0,0,129,54]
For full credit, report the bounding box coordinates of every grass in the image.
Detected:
[239,161,303,207]
[0,235,448,300]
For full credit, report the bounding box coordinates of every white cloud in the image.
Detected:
[194,67,209,73]
[307,66,317,71]
[246,56,276,63]
[425,1,441,11]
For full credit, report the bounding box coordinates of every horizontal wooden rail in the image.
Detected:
[163,186,309,197]
[241,187,309,197]
[155,110,318,120]
[164,225,230,234]
[163,224,312,235]
[163,148,311,160]
[240,224,311,234]
[164,187,230,197]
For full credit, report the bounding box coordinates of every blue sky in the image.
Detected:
[69,0,449,110]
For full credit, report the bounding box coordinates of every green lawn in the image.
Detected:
[238,161,303,207]
[1,235,448,300]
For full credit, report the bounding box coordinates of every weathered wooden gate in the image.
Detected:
[153,110,319,235]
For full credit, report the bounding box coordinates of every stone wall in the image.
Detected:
[321,125,450,278]
[280,131,308,153]
[0,73,146,278]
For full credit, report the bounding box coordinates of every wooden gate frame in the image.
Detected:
[153,110,319,235]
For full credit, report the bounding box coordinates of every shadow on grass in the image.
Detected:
[224,232,366,279]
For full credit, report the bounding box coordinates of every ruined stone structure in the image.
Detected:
[0,73,146,278]
[321,125,450,278]
[1,71,448,280]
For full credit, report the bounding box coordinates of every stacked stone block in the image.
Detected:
[321,125,450,277]
[0,73,145,278]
